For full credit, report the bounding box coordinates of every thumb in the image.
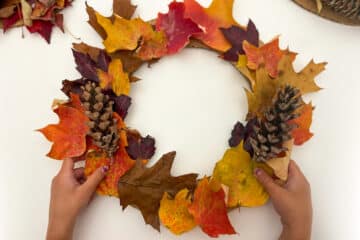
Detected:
[79,166,108,199]
[254,168,283,197]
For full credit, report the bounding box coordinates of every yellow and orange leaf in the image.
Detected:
[97,59,130,96]
[184,0,238,51]
[159,189,197,235]
[212,141,270,207]
[38,104,89,160]
[188,178,236,237]
[290,103,314,145]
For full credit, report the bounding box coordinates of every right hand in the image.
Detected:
[255,160,312,240]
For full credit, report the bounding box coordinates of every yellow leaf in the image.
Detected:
[236,54,256,89]
[98,59,130,96]
[212,142,271,208]
[159,189,197,235]
[95,12,145,53]
[21,0,32,26]
[266,140,293,181]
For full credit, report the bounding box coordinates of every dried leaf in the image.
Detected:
[86,2,106,39]
[290,103,314,145]
[0,5,16,18]
[72,49,99,81]
[135,28,168,60]
[184,0,238,51]
[118,152,198,231]
[38,104,89,160]
[20,0,32,26]
[159,189,197,235]
[188,177,236,237]
[97,58,130,96]
[125,129,155,160]
[243,38,284,78]
[113,0,137,20]
[221,19,259,62]
[266,140,293,181]
[156,1,202,54]
[212,142,270,207]
[2,9,22,32]
[26,20,53,43]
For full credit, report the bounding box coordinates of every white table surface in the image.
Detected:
[1,0,359,239]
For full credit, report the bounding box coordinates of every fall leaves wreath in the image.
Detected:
[38,0,326,237]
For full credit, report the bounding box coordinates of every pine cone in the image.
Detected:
[81,81,119,155]
[322,0,360,19]
[250,86,303,162]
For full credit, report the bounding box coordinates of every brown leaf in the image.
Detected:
[86,2,106,39]
[0,5,16,18]
[118,152,198,231]
[113,0,137,20]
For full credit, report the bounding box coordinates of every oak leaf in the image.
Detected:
[156,1,202,54]
[221,20,259,62]
[212,142,270,208]
[159,189,197,235]
[188,177,236,237]
[290,103,314,145]
[38,104,89,160]
[118,152,198,231]
[97,59,130,96]
[184,0,238,51]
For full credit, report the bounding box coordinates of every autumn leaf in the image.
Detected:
[228,118,258,156]
[27,20,53,43]
[290,103,314,145]
[135,28,168,60]
[266,140,293,181]
[97,59,130,96]
[184,0,238,51]
[212,141,270,208]
[118,152,198,231]
[159,189,197,235]
[72,50,99,81]
[221,19,259,62]
[156,1,202,54]
[2,8,22,32]
[113,0,137,20]
[38,104,89,160]
[86,2,106,39]
[20,0,32,26]
[188,177,236,237]
[0,5,16,18]
[246,55,325,118]
[125,129,155,160]
[243,38,284,78]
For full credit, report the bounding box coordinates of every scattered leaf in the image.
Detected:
[212,142,270,207]
[118,152,198,231]
[159,189,197,235]
[156,1,202,54]
[221,19,259,62]
[290,103,314,145]
[188,177,236,237]
[184,0,238,51]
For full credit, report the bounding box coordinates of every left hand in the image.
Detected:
[46,158,108,240]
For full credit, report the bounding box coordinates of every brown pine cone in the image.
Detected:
[322,0,360,19]
[250,86,303,162]
[81,81,119,155]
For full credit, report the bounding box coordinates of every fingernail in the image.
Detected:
[102,165,109,173]
[254,168,262,176]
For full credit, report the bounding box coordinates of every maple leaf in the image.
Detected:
[97,58,130,96]
[221,19,259,62]
[246,55,325,119]
[86,2,106,39]
[113,0,137,20]
[184,0,238,51]
[27,20,53,43]
[118,152,198,231]
[72,50,98,81]
[125,129,155,160]
[2,8,22,32]
[212,141,270,208]
[243,38,285,78]
[290,103,314,145]
[188,177,236,237]
[156,1,202,54]
[38,104,89,160]
[135,28,168,60]
[228,118,258,156]
[159,189,197,235]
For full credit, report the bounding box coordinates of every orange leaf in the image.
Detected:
[159,189,197,235]
[38,105,89,160]
[188,178,236,237]
[243,38,284,78]
[97,59,130,96]
[290,103,314,145]
[184,0,238,51]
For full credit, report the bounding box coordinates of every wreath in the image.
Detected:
[39,0,326,237]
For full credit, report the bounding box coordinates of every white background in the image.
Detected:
[1,0,359,239]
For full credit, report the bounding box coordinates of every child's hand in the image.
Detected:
[255,160,312,240]
[46,159,108,240]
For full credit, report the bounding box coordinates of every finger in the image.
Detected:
[60,158,74,174]
[288,160,304,179]
[255,168,283,197]
[74,167,85,180]
[79,166,108,199]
